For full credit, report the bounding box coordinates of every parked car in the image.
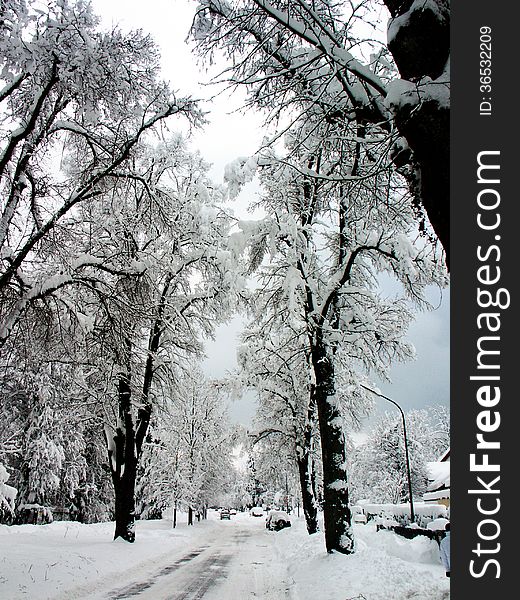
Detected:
[351,505,367,524]
[230,508,237,515]
[266,510,291,531]
[250,506,264,517]
[220,508,231,520]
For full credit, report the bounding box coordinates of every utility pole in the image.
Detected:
[361,385,415,523]
[285,472,289,514]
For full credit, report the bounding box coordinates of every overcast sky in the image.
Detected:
[92,0,450,429]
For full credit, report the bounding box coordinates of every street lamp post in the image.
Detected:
[361,385,415,523]
[285,472,289,514]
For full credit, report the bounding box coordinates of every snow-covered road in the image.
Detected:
[100,518,290,600]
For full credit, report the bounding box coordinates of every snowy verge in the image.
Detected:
[269,518,450,600]
[0,515,219,600]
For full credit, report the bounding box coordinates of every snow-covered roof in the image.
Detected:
[438,448,450,462]
[423,488,450,501]
[425,461,450,493]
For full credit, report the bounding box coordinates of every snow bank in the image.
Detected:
[427,518,450,531]
[0,516,219,600]
[269,517,449,600]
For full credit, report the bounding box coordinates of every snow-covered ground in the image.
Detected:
[0,511,450,599]
[275,519,450,600]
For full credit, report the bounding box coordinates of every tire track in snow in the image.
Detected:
[103,523,288,600]
[105,529,247,599]
[167,552,232,600]
[107,545,211,599]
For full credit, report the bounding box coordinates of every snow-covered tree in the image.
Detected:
[136,369,233,523]
[74,421,114,524]
[384,0,450,264]
[190,0,449,552]
[251,432,303,511]
[0,0,200,346]
[1,0,243,542]
[224,108,446,552]
[226,440,255,510]
[0,352,111,523]
[192,0,449,265]
[65,137,237,541]
[238,328,321,533]
[349,406,450,506]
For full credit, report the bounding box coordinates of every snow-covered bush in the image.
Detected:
[426,517,449,531]
[16,504,53,525]
[0,365,113,524]
[0,462,17,524]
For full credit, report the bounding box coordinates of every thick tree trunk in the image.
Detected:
[296,398,319,535]
[297,451,319,535]
[106,282,167,542]
[311,340,353,554]
[384,0,450,268]
[112,464,137,542]
[107,371,140,543]
[188,506,193,526]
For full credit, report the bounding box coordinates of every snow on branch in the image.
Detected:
[253,0,387,96]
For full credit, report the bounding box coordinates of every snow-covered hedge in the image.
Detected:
[361,502,448,527]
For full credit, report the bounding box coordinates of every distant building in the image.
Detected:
[423,448,450,507]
